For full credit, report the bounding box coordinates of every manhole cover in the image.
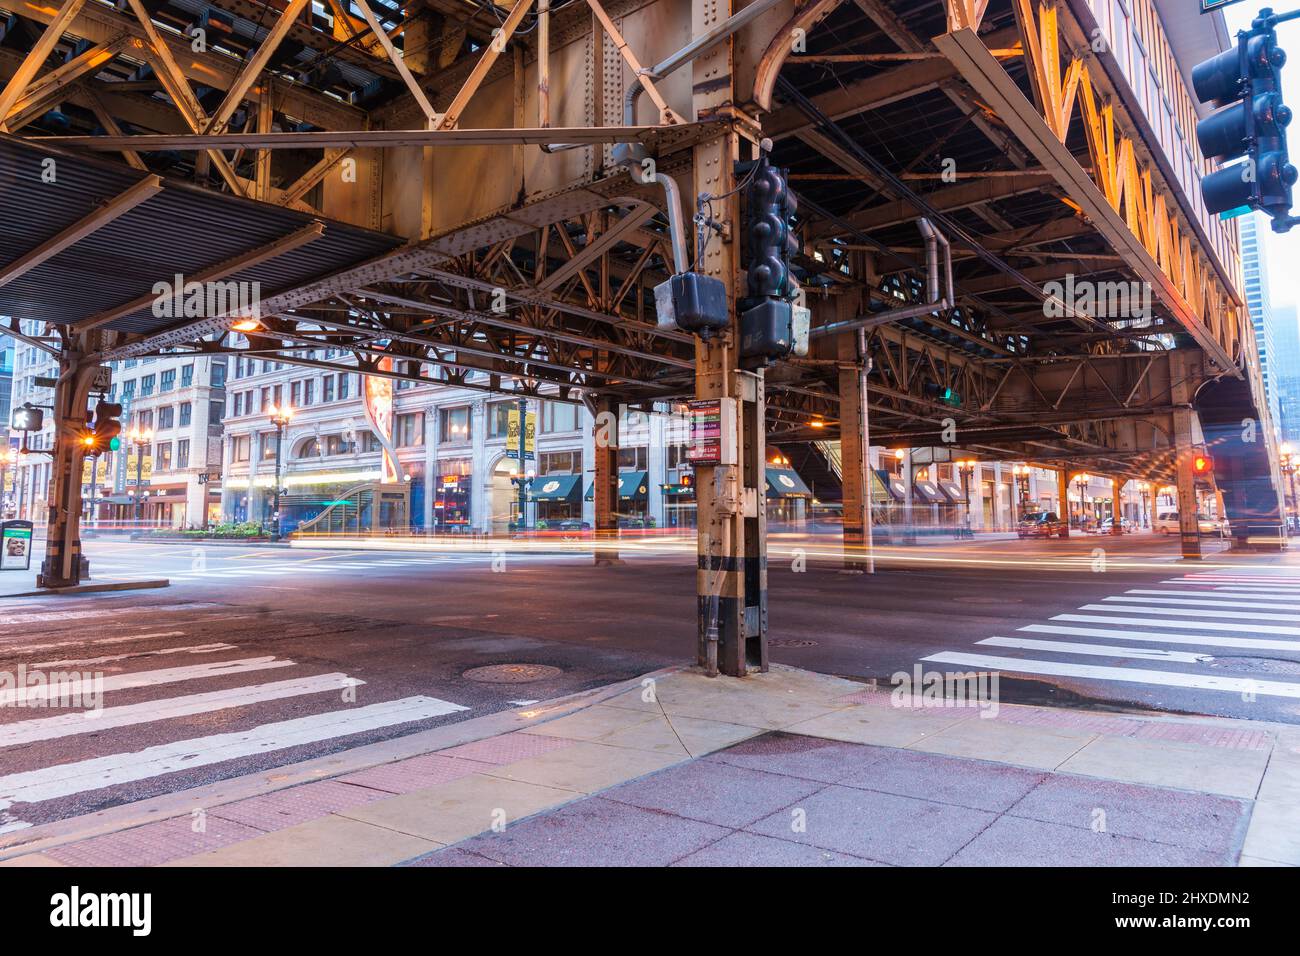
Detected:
[770,639,819,647]
[463,663,564,683]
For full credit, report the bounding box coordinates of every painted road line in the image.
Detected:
[1208,586,1300,595]
[1113,593,1300,611]
[0,674,364,747]
[1054,613,1300,636]
[1021,623,1300,651]
[0,657,294,707]
[0,696,469,809]
[0,631,187,655]
[1083,603,1300,622]
[976,636,1211,663]
[923,651,1300,698]
[29,643,235,668]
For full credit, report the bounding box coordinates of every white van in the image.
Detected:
[1154,511,1225,535]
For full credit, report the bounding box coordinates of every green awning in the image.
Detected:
[766,467,813,498]
[584,471,650,500]
[530,474,581,501]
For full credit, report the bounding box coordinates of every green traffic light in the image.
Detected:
[109,437,121,451]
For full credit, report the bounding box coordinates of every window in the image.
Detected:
[541,402,578,433]
[208,399,225,426]
[488,401,512,438]
[141,374,156,396]
[156,442,173,471]
[210,361,225,388]
[440,406,471,443]
[180,364,194,387]
[273,385,283,408]
[291,381,302,407]
[338,373,350,400]
[323,376,335,403]
[231,435,250,463]
[176,439,190,469]
[396,412,424,447]
[179,402,192,427]
[617,446,648,470]
[122,380,136,399]
[135,409,154,431]
[160,369,176,392]
[260,387,271,411]
[261,433,278,460]
[233,393,243,416]
[303,379,315,406]
[157,406,175,430]
[540,450,581,475]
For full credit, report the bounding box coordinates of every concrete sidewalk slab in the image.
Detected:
[1,663,1288,868]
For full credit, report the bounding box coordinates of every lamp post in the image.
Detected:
[1011,464,1031,516]
[127,425,153,525]
[1281,444,1297,533]
[268,404,294,540]
[956,458,976,536]
[1139,480,1152,530]
[1,446,16,519]
[1075,472,1091,531]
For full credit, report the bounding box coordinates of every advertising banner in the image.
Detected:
[362,358,400,483]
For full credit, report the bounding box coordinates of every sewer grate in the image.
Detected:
[1207,657,1300,676]
[462,663,564,683]
[770,639,819,647]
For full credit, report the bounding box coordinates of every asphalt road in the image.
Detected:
[1,530,1296,831]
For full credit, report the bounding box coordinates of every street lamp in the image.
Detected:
[1011,464,1031,513]
[1280,444,1298,533]
[956,458,976,537]
[1138,480,1152,530]
[1075,472,1091,531]
[127,425,153,524]
[268,404,294,540]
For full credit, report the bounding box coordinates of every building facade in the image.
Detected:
[1272,305,1300,445]
[1239,214,1284,433]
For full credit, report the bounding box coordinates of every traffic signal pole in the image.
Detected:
[38,337,100,588]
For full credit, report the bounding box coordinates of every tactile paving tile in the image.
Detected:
[436,731,576,766]
[337,753,485,794]
[210,780,389,831]
[45,815,264,867]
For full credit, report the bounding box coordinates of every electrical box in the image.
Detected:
[654,273,729,337]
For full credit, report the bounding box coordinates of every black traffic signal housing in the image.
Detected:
[10,403,43,432]
[739,151,807,366]
[1193,14,1298,231]
[85,401,123,455]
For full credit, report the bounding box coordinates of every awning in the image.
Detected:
[875,469,907,502]
[938,480,965,503]
[530,474,581,501]
[766,467,813,498]
[584,471,650,500]
[913,479,946,504]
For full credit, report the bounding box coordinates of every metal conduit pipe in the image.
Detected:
[811,217,954,338]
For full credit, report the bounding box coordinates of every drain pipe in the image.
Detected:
[811,217,954,338]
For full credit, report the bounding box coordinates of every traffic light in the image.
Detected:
[924,382,961,407]
[1193,453,1214,476]
[85,401,123,455]
[1193,13,1298,231]
[739,150,808,364]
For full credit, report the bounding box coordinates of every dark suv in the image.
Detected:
[1017,511,1067,539]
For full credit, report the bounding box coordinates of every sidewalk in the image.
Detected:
[1,665,1295,867]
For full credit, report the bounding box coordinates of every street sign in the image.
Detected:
[1201,0,1245,12]
[91,365,112,393]
[0,520,34,571]
[686,398,737,466]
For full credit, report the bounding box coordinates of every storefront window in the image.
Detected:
[434,457,472,531]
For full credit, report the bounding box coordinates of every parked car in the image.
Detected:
[1153,510,1225,535]
[1017,511,1068,538]
[1094,517,1134,534]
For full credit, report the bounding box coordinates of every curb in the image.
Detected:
[3,579,170,598]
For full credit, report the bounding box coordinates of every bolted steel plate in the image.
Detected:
[463,663,564,683]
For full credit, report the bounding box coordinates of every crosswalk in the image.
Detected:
[0,607,470,833]
[93,551,582,583]
[921,566,1300,701]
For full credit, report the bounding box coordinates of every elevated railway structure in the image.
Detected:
[0,0,1287,673]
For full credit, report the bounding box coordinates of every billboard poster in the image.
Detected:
[0,520,33,571]
[362,357,400,483]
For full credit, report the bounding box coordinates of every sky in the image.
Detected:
[1221,4,1300,311]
